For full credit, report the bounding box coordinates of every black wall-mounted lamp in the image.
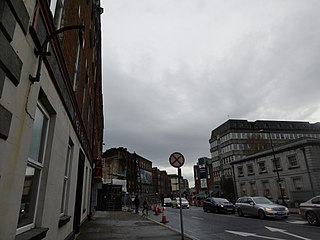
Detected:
[29,25,85,83]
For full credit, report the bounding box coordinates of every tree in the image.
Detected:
[220,176,236,202]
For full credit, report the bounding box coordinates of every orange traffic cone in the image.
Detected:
[154,204,160,215]
[160,207,169,223]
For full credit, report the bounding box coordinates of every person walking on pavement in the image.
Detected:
[134,195,140,214]
[142,198,149,216]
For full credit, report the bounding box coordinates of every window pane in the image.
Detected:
[29,106,48,163]
[18,166,40,228]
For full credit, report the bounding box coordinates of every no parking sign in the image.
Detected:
[169,152,185,168]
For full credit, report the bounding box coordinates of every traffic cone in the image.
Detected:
[154,204,160,215]
[160,207,169,223]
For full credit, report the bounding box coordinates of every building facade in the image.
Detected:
[168,174,189,197]
[0,1,103,239]
[152,167,171,198]
[193,157,213,194]
[231,138,320,207]
[209,119,320,195]
[101,148,153,204]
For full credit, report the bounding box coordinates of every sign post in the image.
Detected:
[169,152,185,240]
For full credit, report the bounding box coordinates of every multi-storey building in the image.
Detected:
[209,119,320,195]
[0,1,103,239]
[231,138,320,207]
[168,174,189,196]
[152,167,171,198]
[101,148,153,207]
[193,157,213,194]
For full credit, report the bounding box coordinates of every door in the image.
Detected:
[73,150,85,233]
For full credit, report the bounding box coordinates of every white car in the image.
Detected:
[172,197,190,209]
[163,198,172,207]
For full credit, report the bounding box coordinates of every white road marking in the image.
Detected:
[191,216,204,220]
[225,230,285,240]
[265,226,311,240]
[287,220,308,224]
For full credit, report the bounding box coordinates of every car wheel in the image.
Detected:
[258,210,266,219]
[306,211,320,226]
[237,208,244,217]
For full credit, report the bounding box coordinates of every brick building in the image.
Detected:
[193,157,213,194]
[0,1,103,239]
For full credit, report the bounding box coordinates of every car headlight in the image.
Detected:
[285,207,289,212]
[265,207,272,211]
[220,205,224,208]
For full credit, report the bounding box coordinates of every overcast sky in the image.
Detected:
[100,0,320,187]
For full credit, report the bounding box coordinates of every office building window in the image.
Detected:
[240,183,246,196]
[272,158,282,171]
[250,182,256,196]
[258,161,267,173]
[288,155,299,168]
[237,166,244,176]
[18,104,49,232]
[262,181,271,198]
[247,164,254,175]
[292,177,303,191]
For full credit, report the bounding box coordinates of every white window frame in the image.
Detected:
[60,140,73,215]
[287,154,299,168]
[17,103,49,234]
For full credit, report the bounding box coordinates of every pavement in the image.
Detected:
[75,209,193,240]
[75,207,299,240]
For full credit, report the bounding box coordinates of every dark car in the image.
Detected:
[203,197,235,213]
[299,195,320,226]
[235,196,289,219]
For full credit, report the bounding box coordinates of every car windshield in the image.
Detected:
[253,197,273,204]
[214,198,229,203]
[164,198,171,202]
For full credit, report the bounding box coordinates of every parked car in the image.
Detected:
[163,198,172,207]
[203,197,235,214]
[172,197,190,209]
[235,196,289,219]
[299,195,320,226]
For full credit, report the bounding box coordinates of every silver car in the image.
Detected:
[172,197,190,209]
[235,196,289,219]
[299,195,320,226]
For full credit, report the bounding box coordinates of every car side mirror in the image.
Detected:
[249,201,254,205]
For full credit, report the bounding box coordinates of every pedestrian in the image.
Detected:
[134,195,140,214]
[142,198,149,216]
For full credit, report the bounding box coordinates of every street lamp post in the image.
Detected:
[260,130,286,206]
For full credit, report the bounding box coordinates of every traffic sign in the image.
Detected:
[169,152,185,168]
